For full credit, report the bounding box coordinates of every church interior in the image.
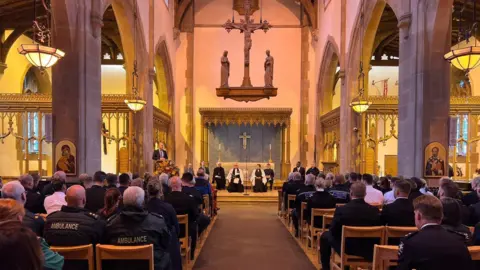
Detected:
[2,0,480,269]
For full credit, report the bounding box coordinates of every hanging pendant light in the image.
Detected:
[350,0,371,114]
[125,0,146,112]
[444,0,480,72]
[18,0,65,70]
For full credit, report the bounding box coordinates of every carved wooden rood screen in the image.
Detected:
[0,94,172,177]
[199,108,292,179]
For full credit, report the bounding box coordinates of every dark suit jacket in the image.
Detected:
[397,225,474,270]
[85,185,107,213]
[463,191,479,207]
[25,188,46,214]
[165,191,198,230]
[305,191,337,227]
[380,198,415,227]
[213,167,226,184]
[152,149,168,160]
[329,198,381,260]
[293,166,306,176]
[283,182,305,209]
[306,167,320,176]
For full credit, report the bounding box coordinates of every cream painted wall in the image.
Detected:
[0,33,51,94]
[368,66,399,96]
[192,0,302,169]
[174,33,188,170]
[101,65,127,94]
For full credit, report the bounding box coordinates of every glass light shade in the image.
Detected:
[17,44,65,69]
[350,96,371,114]
[444,46,480,72]
[124,99,146,112]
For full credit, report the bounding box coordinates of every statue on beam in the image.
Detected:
[221,50,230,87]
[264,50,274,88]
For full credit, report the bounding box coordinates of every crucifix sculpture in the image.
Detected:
[239,132,251,150]
[223,0,272,87]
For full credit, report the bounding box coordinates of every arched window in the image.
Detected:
[456,115,468,156]
[23,67,41,153]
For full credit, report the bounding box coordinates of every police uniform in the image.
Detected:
[104,206,171,270]
[23,210,45,237]
[397,224,474,270]
[44,206,105,246]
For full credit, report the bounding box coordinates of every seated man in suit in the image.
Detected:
[438,179,473,225]
[463,177,480,207]
[381,179,415,227]
[329,174,351,204]
[283,172,304,213]
[319,182,381,270]
[292,174,316,237]
[397,195,473,270]
[20,174,46,214]
[305,176,336,229]
[84,171,107,213]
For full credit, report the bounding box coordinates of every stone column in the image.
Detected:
[51,0,102,177]
[397,0,452,179]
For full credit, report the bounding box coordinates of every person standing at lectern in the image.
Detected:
[152,142,168,161]
[227,163,244,193]
[251,164,267,193]
[293,161,306,180]
[213,162,226,190]
[306,162,320,177]
[264,163,275,191]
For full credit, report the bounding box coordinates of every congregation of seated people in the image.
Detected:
[0,169,216,270]
[281,171,480,270]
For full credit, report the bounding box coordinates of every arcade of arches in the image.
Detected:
[0,0,477,186]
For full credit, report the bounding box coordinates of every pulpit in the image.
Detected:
[322,161,339,174]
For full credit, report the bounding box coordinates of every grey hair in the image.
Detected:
[2,181,25,202]
[293,172,302,182]
[79,174,89,181]
[53,171,67,182]
[472,177,480,189]
[123,186,145,208]
[305,174,316,186]
[159,173,169,186]
[326,173,334,180]
[288,172,295,181]
[19,174,34,187]
[147,176,163,198]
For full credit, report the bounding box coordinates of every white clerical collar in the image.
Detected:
[395,196,409,200]
[421,223,438,230]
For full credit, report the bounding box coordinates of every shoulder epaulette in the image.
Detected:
[85,211,99,220]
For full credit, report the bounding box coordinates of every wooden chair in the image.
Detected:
[177,214,191,265]
[95,244,154,270]
[469,246,480,260]
[322,214,334,232]
[384,226,417,245]
[372,244,399,270]
[335,203,345,208]
[330,226,385,270]
[286,194,296,226]
[307,208,335,251]
[277,190,283,215]
[50,244,94,270]
[299,201,308,240]
[203,194,211,217]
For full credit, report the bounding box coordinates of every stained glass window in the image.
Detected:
[456,115,468,156]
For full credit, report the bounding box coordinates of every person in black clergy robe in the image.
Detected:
[213,162,226,190]
[251,164,267,193]
[264,163,275,191]
[306,162,320,177]
[152,142,168,161]
[293,161,306,180]
[227,163,244,193]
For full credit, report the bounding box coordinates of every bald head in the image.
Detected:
[66,185,86,208]
[169,176,182,192]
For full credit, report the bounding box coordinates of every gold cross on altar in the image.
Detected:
[239,132,251,150]
[223,0,272,87]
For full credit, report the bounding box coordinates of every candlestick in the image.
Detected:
[269,143,271,150]
[219,143,221,150]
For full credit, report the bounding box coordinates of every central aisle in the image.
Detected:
[193,204,316,270]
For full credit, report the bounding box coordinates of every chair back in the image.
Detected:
[95,244,154,270]
[469,246,480,261]
[370,203,383,210]
[335,203,345,208]
[322,214,334,231]
[372,244,399,270]
[310,208,335,230]
[340,226,385,267]
[203,195,211,217]
[277,190,283,212]
[50,244,94,270]
[384,226,417,245]
[177,214,189,250]
[287,194,296,209]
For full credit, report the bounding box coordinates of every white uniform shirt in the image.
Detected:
[44,191,67,215]
[364,185,384,205]
[383,190,396,204]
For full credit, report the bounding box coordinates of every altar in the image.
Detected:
[199,108,292,179]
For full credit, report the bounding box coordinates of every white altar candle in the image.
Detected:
[219,143,221,150]
[269,144,271,150]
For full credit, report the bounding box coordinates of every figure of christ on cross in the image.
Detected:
[223,0,272,87]
[239,132,251,150]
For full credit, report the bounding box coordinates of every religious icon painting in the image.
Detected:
[55,140,77,176]
[424,142,447,178]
